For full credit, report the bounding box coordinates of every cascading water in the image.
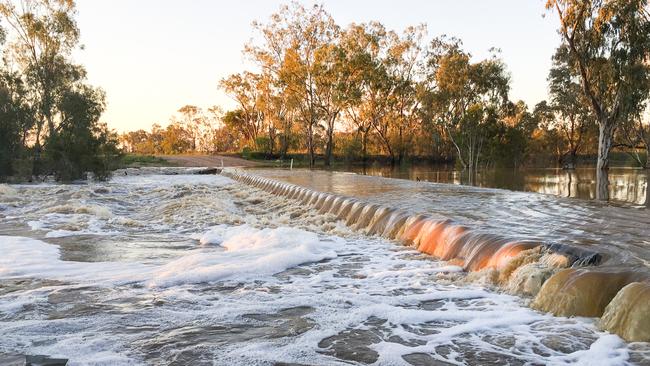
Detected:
[221,168,650,344]
[1,167,648,365]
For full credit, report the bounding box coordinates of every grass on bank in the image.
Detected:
[119,154,172,168]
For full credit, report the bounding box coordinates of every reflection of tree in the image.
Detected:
[596,169,609,201]
[644,170,650,207]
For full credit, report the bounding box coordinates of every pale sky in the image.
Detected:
[73,0,561,132]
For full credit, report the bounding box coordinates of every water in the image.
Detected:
[0,167,648,365]
[333,165,649,206]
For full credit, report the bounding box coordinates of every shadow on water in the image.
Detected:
[328,165,649,206]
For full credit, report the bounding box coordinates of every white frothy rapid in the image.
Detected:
[0,168,646,365]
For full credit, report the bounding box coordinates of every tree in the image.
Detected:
[0,0,83,175]
[160,121,191,154]
[618,107,650,168]
[384,25,426,164]
[0,71,30,178]
[177,104,203,151]
[547,47,595,168]
[313,40,347,165]
[247,2,338,167]
[546,0,650,198]
[44,86,120,181]
[219,72,264,148]
[340,22,391,163]
[1,0,120,181]
[421,38,510,173]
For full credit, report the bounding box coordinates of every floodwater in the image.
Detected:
[0,167,648,365]
[333,165,649,207]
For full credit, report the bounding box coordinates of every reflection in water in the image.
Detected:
[331,165,649,206]
[597,169,609,201]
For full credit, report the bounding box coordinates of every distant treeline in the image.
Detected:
[121,1,650,171]
[0,0,121,182]
[2,1,649,183]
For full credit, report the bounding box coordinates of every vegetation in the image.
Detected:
[1,1,648,190]
[119,154,171,168]
[120,1,650,178]
[0,0,120,182]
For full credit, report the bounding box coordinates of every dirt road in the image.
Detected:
[160,155,261,168]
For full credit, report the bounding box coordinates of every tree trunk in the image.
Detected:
[597,120,615,171]
[566,149,577,169]
[644,170,650,207]
[308,122,315,168]
[595,121,615,201]
[325,129,333,166]
[361,128,368,164]
[324,115,336,167]
[32,121,44,176]
[596,168,609,201]
[644,141,650,169]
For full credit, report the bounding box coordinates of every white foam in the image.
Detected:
[553,334,630,365]
[193,224,227,245]
[0,236,152,284]
[150,225,343,287]
[0,171,644,365]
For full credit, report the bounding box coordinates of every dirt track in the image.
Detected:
[160,155,261,168]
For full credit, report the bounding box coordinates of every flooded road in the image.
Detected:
[0,167,649,365]
[334,165,649,206]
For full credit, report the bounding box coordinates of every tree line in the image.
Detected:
[123,1,650,174]
[0,0,121,182]
[2,1,649,185]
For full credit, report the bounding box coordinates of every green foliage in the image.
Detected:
[120,154,169,167]
[336,134,362,162]
[254,136,272,155]
[0,0,122,182]
[0,80,20,178]
[420,40,511,171]
[241,146,252,160]
[43,86,121,181]
[546,0,650,171]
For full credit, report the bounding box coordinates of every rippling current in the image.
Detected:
[0,168,648,365]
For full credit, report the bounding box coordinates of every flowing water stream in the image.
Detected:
[333,166,649,206]
[0,167,648,365]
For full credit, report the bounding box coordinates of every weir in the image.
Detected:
[220,168,650,342]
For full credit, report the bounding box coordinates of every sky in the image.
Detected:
[73,0,561,132]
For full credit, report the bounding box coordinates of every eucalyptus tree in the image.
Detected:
[219,72,265,147]
[380,25,426,164]
[340,22,392,162]
[0,0,83,174]
[421,38,510,173]
[1,0,119,181]
[177,105,203,151]
[545,0,650,198]
[246,2,338,167]
[0,70,30,178]
[313,41,349,165]
[618,108,650,168]
[547,46,595,168]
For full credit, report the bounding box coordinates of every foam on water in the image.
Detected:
[151,225,344,286]
[0,236,152,284]
[0,169,646,365]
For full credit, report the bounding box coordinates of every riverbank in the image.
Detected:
[121,154,263,168]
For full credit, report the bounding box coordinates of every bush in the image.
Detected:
[241,147,252,160]
[337,135,362,162]
[43,88,122,182]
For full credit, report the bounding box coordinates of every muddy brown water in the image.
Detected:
[0,167,649,365]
